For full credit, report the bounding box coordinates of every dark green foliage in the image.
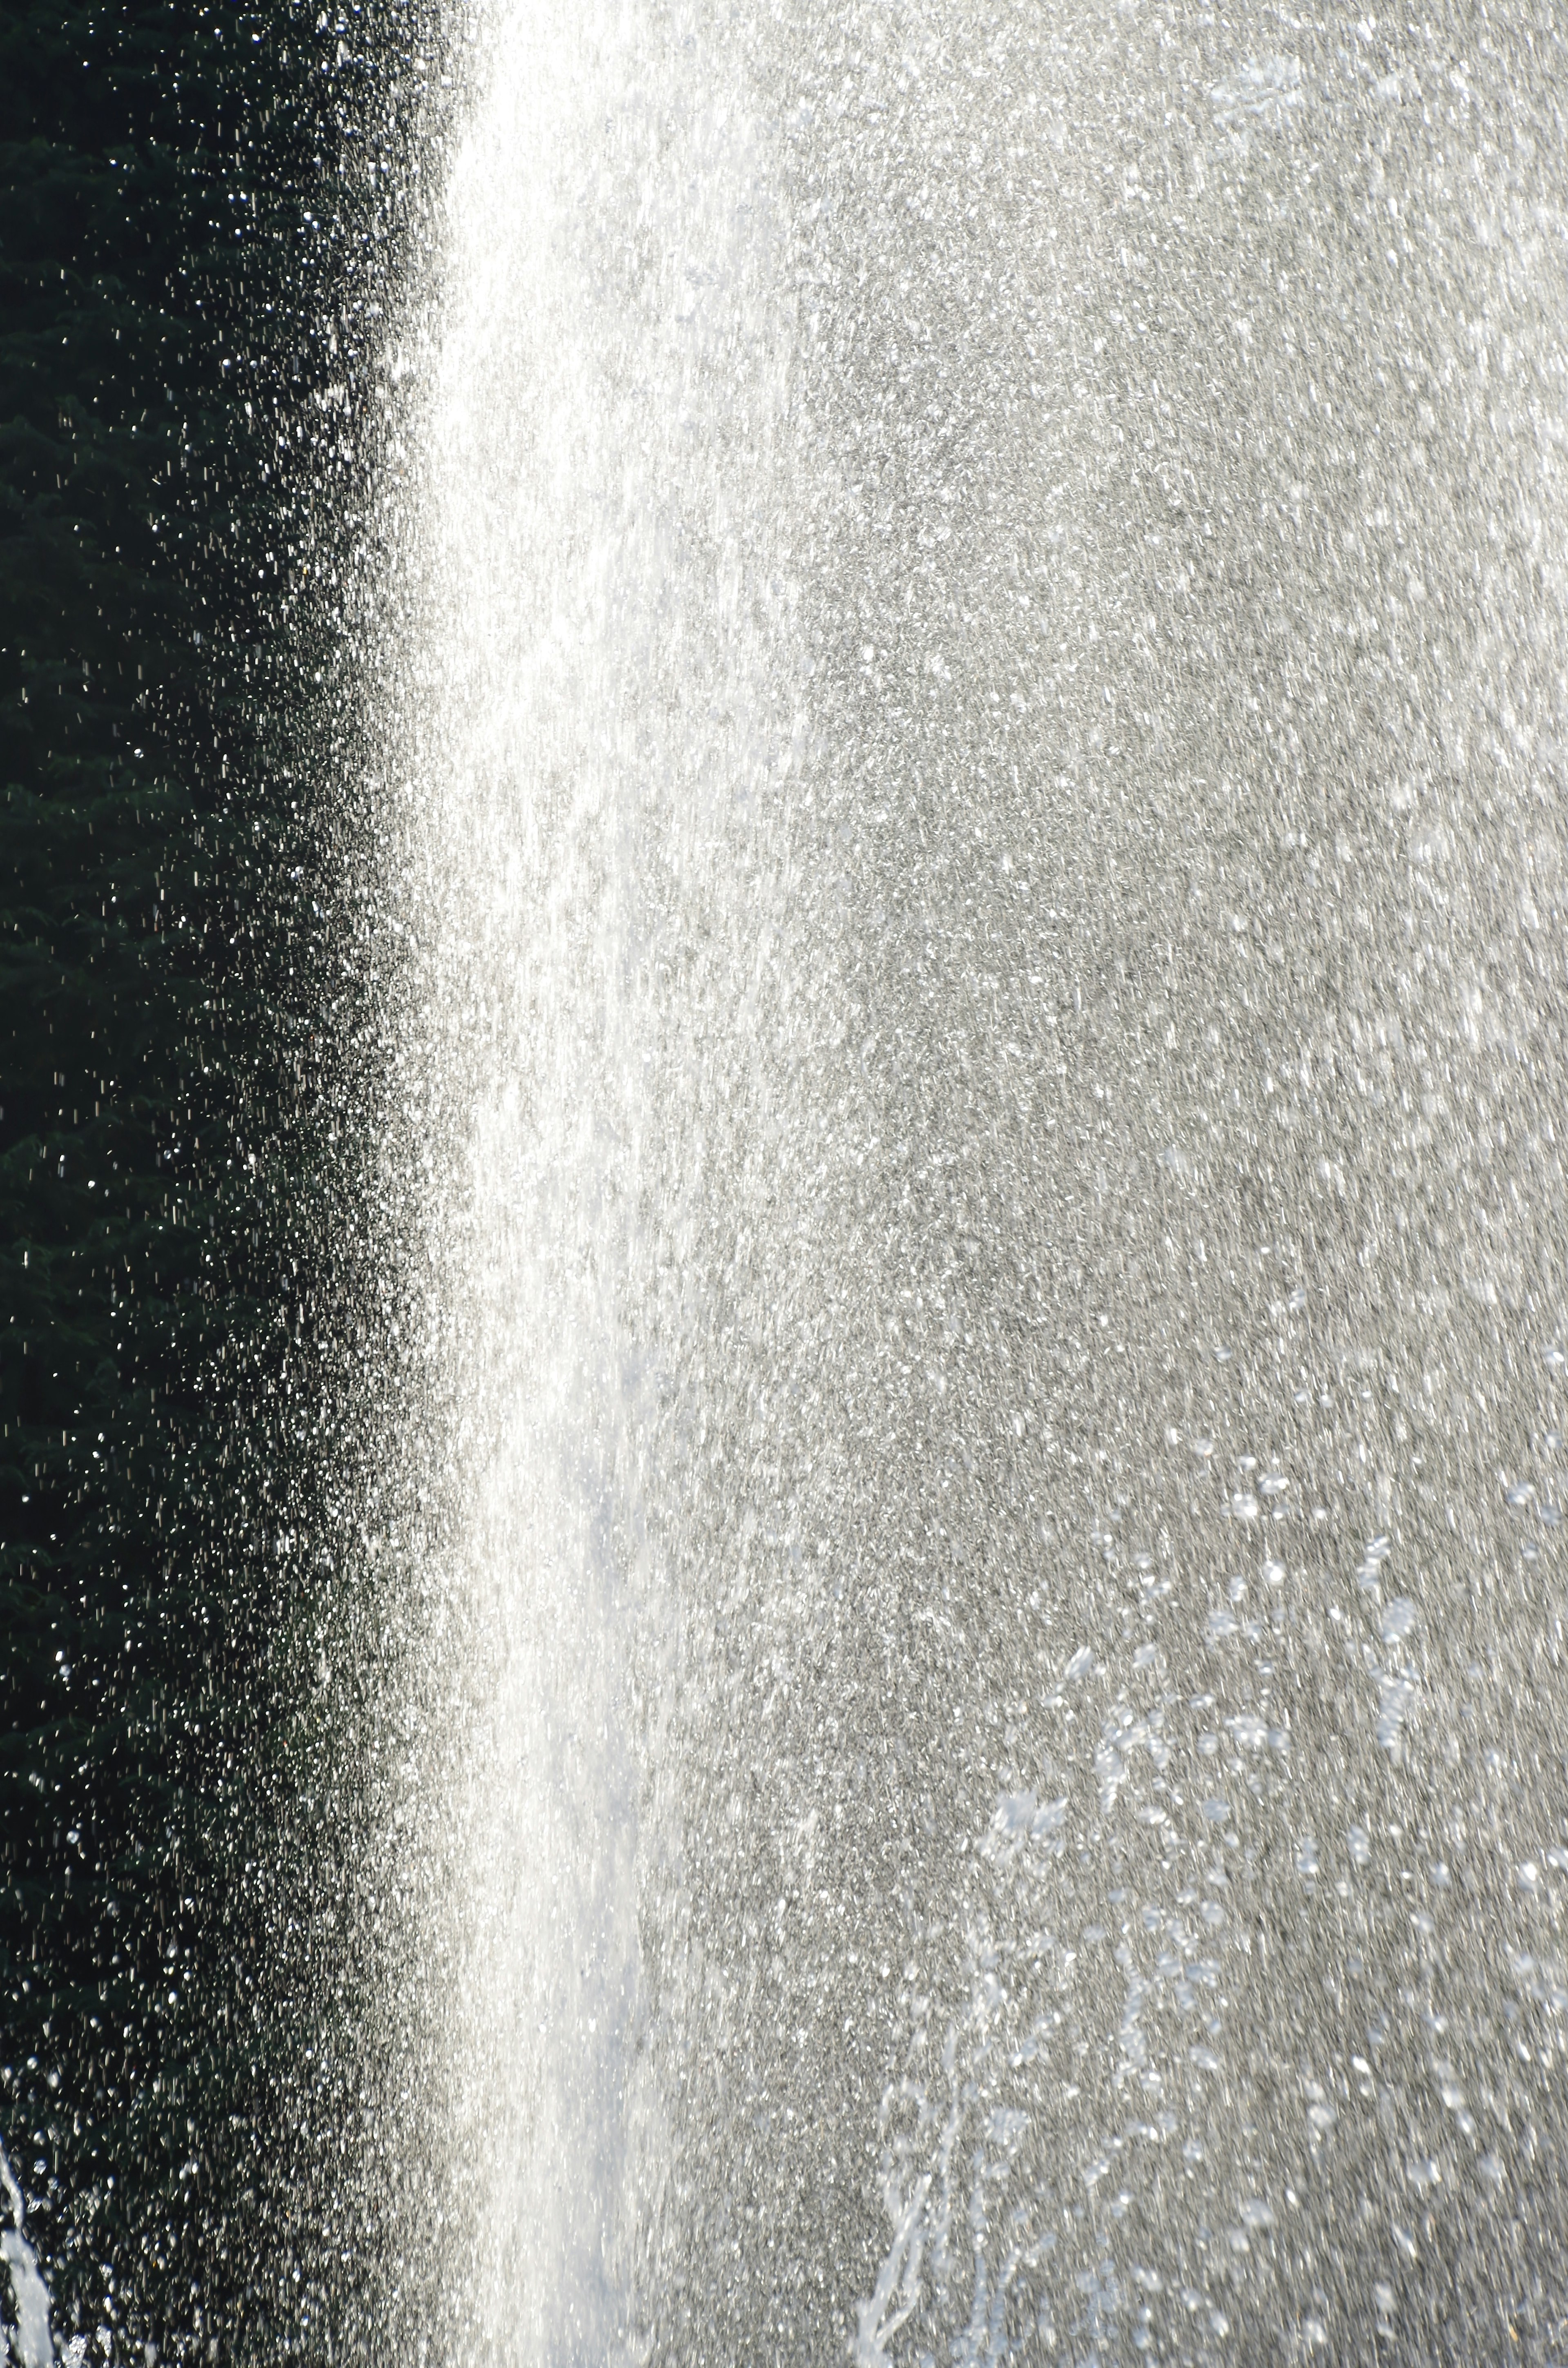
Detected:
[0,5,429,2352]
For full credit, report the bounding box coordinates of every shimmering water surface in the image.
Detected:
[338,4,1568,2362]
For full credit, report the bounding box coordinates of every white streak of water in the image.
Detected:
[0,2142,54,2368]
[365,2,808,2353]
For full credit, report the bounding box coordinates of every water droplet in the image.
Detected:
[1376,1677,1417,1753]
[1379,1597,1416,1646]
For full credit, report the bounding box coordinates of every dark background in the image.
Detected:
[1,4,430,2353]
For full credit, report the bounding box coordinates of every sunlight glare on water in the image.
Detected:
[354,3,1568,2361]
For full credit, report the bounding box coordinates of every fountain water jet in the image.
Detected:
[357,4,811,2354]
[348,4,1568,2361]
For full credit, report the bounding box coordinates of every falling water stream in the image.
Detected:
[326,3,1568,2363]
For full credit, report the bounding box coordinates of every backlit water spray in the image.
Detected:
[0,2144,54,2368]
[343,5,1568,2361]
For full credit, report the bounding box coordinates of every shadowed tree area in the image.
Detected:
[0,4,432,2352]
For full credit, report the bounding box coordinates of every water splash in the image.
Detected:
[0,2143,53,2368]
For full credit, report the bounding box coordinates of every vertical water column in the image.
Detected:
[363,4,807,2356]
